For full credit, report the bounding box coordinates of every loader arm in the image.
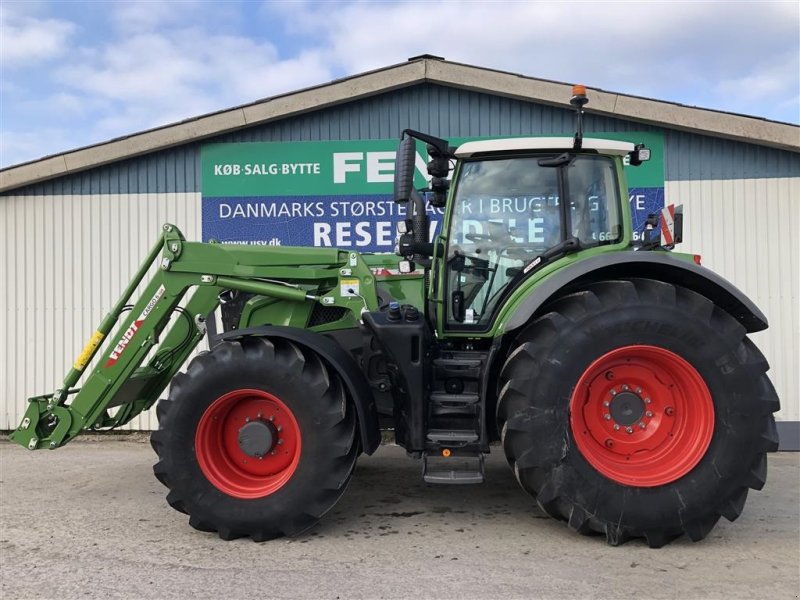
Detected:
[9,224,374,451]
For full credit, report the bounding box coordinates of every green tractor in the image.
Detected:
[10,87,779,547]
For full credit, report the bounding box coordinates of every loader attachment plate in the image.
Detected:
[10,395,74,450]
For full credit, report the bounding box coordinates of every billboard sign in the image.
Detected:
[201,132,664,250]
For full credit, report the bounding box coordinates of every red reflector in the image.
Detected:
[694,254,702,265]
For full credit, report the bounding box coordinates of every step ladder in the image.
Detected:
[422,452,485,484]
[421,352,488,484]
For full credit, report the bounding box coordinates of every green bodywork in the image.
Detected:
[10,143,685,452]
[8,225,422,451]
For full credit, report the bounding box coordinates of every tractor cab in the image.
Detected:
[442,137,630,329]
[393,85,650,334]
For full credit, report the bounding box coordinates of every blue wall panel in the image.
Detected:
[5,83,799,196]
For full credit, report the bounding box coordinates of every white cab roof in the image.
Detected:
[454,137,635,157]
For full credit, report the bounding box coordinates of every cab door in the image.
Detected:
[440,153,624,333]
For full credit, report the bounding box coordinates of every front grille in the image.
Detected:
[308,304,349,327]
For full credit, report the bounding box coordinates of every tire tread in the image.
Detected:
[150,337,359,542]
[497,277,779,546]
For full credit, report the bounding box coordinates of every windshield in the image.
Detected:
[445,154,622,327]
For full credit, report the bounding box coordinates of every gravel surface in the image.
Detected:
[1,440,798,600]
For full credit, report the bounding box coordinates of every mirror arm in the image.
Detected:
[401,129,456,158]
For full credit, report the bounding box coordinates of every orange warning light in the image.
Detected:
[442,449,451,457]
[572,84,587,96]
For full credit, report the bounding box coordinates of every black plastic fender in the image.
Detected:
[504,251,768,334]
[215,326,381,455]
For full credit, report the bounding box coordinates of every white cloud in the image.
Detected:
[276,0,799,117]
[0,127,76,165]
[110,0,202,32]
[55,31,331,132]
[14,91,105,119]
[0,6,76,67]
[1,0,797,167]
[717,51,799,105]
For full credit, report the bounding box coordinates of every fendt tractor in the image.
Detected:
[10,86,780,547]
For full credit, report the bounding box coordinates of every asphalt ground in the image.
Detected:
[1,439,798,600]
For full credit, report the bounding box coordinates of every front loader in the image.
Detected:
[10,86,780,547]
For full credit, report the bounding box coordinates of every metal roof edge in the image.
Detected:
[426,60,800,152]
[2,56,798,193]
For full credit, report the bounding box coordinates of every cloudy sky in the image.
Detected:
[1,0,798,168]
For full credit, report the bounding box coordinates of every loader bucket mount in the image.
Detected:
[9,224,218,451]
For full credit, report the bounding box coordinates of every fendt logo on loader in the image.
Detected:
[105,285,166,368]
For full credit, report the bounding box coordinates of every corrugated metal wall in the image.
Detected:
[0,192,201,430]
[2,82,798,436]
[670,177,800,425]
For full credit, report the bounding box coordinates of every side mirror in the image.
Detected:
[629,143,651,167]
[393,134,416,203]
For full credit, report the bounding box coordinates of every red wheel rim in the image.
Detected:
[569,345,714,487]
[195,389,301,499]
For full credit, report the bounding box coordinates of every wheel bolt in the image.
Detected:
[610,390,617,396]
[604,414,611,420]
[605,439,614,448]
[269,415,275,421]
[625,427,633,434]
[277,439,284,445]
[644,398,651,404]
[276,425,282,432]
[245,417,251,422]
[621,384,629,391]
[638,422,646,429]
[613,424,620,431]
[257,412,263,419]
[603,400,610,407]
[665,407,675,416]
[646,411,653,418]
[636,387,642,394]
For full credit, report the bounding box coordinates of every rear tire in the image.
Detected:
[497,278,779,547]
[151,337,359,541]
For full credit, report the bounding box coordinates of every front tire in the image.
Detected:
[497,278,779,547]
[151,337,359,541]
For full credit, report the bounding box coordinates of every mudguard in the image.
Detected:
[216,326,381,454]
[503,251,768,334]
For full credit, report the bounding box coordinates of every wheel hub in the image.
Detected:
[195,389,302,499]
[569,345,715,487]
[238,419,278,458]
[609,392,645,426]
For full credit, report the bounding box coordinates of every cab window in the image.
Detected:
[445,154,621,328]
